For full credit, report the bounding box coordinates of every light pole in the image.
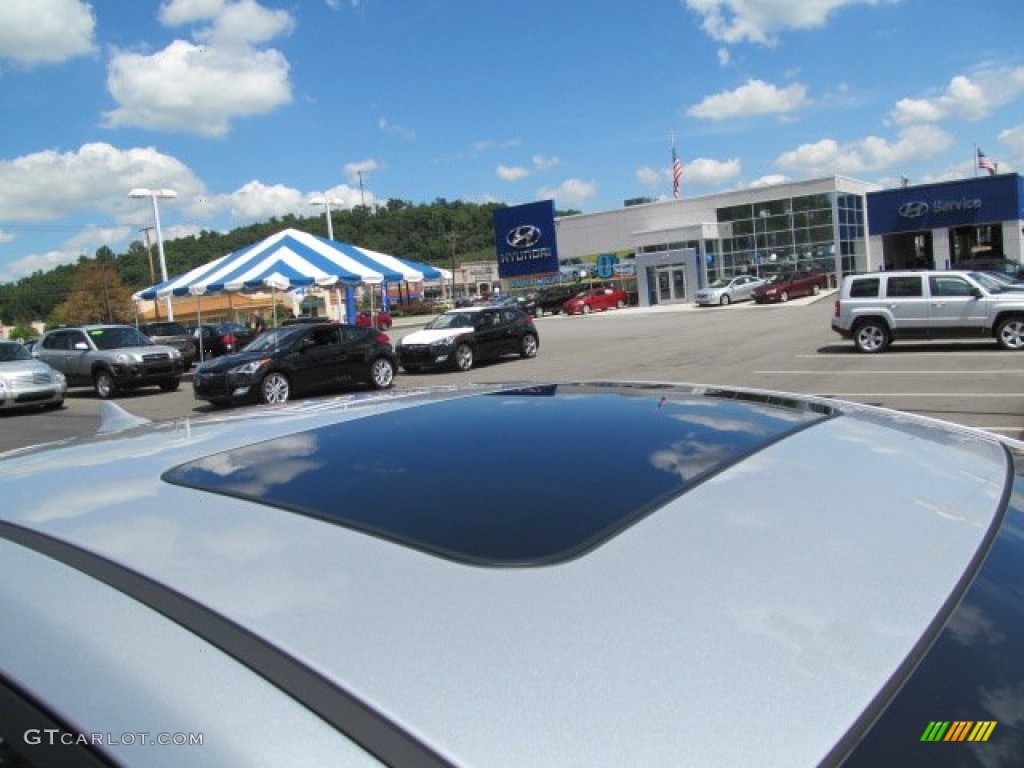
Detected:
[129,188,177,320]
[309,196,342,240]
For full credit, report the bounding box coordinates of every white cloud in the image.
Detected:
[225,180,305,220]
[635,166,665,187]
[683,0,894,46]
[0,0,95,65]
[536,178,598,209]
[160,0,294,47]
[0,142,202,222]
[377,116,416,140]
[343,158,381,185]
[687,79,808,120]
[531,155,560,171]
[889,67,1024,125]
[683,156,743,185]
[104,40,292,136]
[775,124,954,176]
[497,165,530,181]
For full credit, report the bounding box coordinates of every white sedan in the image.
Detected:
[695,274,766,305]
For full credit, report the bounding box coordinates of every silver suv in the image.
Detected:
[34,324,184,398]
[832,270,1024,353]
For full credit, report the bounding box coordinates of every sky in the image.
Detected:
[0,0,1022,285]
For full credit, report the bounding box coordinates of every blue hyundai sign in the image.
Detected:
[493,200,559,278]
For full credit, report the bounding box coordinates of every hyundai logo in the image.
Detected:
[898,201,929,218]
[506,224,542,249]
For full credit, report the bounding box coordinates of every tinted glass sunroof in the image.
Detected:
[164,385,831,566]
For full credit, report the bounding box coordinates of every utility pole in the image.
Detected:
[358,171,366,208]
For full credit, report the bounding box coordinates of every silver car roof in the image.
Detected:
[0,383,1012,766]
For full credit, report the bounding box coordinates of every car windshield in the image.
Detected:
[426,312,475,330]
[244,326,301,351]
[0,342,31,362]
[968,272,1005,293]
[89,327,153,349]
[708,279,730,288]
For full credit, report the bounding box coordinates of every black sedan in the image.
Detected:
[192,322,396,405]
[395,306,539,372]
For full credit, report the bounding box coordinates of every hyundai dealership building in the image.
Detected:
[495,173,1024,308]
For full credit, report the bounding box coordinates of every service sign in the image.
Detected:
[493,200,559,278]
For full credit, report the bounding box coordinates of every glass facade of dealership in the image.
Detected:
[555,176,878,306]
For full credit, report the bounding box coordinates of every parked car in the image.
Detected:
[524,284,581,317]
[396,306,539,372]
[563,286,629,315]
[192,322,396,406]
[2,381,1024,767]
[33,324,183,399]
[137,320,198,369]
[558,256,590,280]
[695,275,767,306]
[751,270,827,303]
[954,255,1024,279]
[832,269,1024,353]
[191,322,256,360]
[0,340,66,411]
[355,310,393,330]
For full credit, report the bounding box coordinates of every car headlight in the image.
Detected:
[52,371,66,386]
[169,348,182,359]
[229,359,271,376]
[115,352,144,364]
[431,336,456,349]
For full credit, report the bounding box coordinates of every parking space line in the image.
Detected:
[756,370,1024,375]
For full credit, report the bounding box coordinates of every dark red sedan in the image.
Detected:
[751,271,827,303]
[563,287,628,315]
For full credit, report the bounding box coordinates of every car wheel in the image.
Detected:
[582,304,592,315]
[369,357,395,389]
[854,320,890,353]
[159,379,180,392]
[93,369,118,399]
[996,316,1024,350]
[780,291,790,302]
[720,295,731,306]
[259,372,291,404]
[454,343,474,371]
[520,333,539,359]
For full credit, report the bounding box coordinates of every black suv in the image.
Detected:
[138,321,197,369]
[193,322,397,406]
[34,325,184,398]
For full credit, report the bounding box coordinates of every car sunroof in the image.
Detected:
[164,384,831,566]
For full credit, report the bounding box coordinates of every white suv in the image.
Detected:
[831,270,1024,353]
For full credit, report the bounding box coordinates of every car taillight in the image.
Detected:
[375,333,390,343]
[833,301,840,317]
[223,334,237,345]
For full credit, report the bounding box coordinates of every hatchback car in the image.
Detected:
[1,381,1022,766]
[562,286,628,314]
[695,275,766,306]
[0,340,66,411]
[355,310,393,330]
[752,270,827,303]
[396,306,539,372]
[192,322,396,406]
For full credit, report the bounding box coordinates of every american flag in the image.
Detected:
[977,148,996,175]
[671,145,682,198]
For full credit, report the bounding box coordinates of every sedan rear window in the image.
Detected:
[164,385,831,566]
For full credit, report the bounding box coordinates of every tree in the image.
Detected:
[51,261,136,325]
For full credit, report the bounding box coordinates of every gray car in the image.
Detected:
[0,340,66,411]
[1,382,1022,766]
[695,274,766,305]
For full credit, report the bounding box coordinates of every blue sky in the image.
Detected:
[1,0,1022,284]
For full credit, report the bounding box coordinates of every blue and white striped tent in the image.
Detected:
[133,228,425,300]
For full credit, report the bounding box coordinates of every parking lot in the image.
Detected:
[3,293,1023,453]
